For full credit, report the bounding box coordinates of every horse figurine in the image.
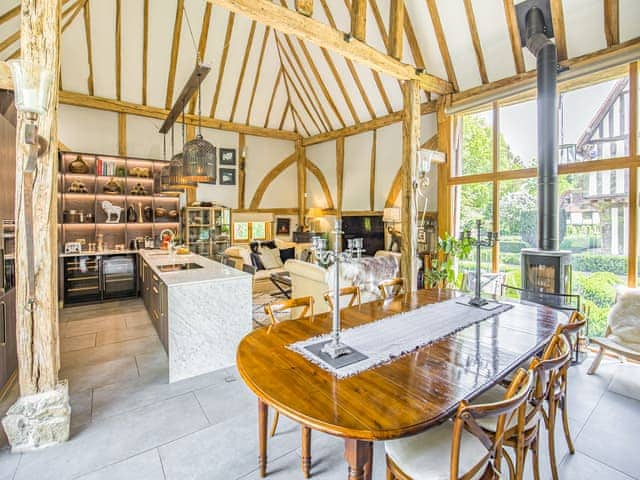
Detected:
[102,200,123,224]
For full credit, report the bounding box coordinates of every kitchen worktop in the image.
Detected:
[137,249,248,287]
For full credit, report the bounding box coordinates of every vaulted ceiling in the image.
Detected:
[1,0,639,138]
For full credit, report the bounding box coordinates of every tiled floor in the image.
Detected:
[0,298,639,479]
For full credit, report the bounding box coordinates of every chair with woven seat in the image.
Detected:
[385,368,534,480]
[474,332,571,480]
[323,285,361,311]
[588,287,640,375]
[262,296,315,477]
[378,277,406,300]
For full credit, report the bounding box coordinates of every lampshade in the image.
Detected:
[383,207,401,223]
[182,134,216,183]
[307,207,324,218]
[8,60,53,115]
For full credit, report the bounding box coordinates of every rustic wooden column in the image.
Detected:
[436,100,452,238]
[401,79,420,292]
[2,0,70,452]
[296,137,306,225]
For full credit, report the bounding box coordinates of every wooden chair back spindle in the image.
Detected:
[323,285,361,311]
[378,278,406,300]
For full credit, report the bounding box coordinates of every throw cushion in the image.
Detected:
[260,247,281,270]
[279,247,295,263]
[269,247,284,268]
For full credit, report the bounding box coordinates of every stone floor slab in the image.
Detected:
[74,449,165,480]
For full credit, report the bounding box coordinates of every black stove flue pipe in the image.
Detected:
[525,6,558,251]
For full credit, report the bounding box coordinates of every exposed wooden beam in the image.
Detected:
[249,153,297,209]
[238,133,246,208]
[628,62,637,286]
[350,0,366,42]
[296,138,306,224]
[0,31,19,54]
[306,159,335,209]
[264,69,283,128]
[503,0,525,74]
[291,103,311,136]
[0,6,19,26]
[142,0,149,105]
[0,61,11,90]
[279,101,290,131]
[246,26,270,125]
[388,0,403,60]
[425,0,459,91]
[188,2,212,114]
[550,0,567,61]
[209,11,235,118]
[449,38,640,113]
[295,36,347,128]
[295,0,313,16]
[280,32,333,130]
[336,136,345,217]
[604,0,619,47]
[61,0,85,33]
[276,32,329,130]
[83,1,94,96]
[463,0,488,84]
[436,102,452,237]
[230,20,256,122]
[320,0,375,119]
[208,0,452,94]
[302,101,436,146]
[115,0,122,100]
[403,2,425,70]
[59,90,300,140]
[370,129,376,210]
[165,0,184,109]
[401,79,420,291]
[118,112,126,155]
[319,43,360,123]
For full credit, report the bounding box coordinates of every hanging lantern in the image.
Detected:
[182,68,216,184]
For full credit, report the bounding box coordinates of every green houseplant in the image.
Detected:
[424,233,473,288]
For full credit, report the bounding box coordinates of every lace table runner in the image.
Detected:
[288,296,513,378]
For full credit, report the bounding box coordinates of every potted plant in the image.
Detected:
[424,233,472,289]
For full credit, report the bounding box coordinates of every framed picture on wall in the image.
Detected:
[219,148,236,166]
[219,168,236,185]
[276,218,290,235]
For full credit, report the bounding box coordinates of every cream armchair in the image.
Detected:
[285,260,331,314]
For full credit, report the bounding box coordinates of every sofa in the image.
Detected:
[285,253,400,314]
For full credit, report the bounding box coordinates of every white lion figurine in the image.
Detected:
[102,200,123,223]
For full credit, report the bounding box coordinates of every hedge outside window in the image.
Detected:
[232,221,269,243]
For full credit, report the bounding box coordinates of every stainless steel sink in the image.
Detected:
[157,263,204,273]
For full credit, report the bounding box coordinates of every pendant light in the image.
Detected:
[182,69,216,183]
[169,121,194,187]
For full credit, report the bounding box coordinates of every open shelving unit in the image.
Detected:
[58,151,181,252]
[182,206,231,259]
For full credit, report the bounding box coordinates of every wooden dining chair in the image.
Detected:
[262,295,315,477]
[323,285,361,311]
[475,333,571,480]
[385,368,534,480]
[378,277,406,299]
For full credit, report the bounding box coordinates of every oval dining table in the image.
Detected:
[236,288,565,480]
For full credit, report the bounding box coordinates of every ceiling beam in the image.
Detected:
[550,0,567,61]
[207,0,452,94]
[58,90,300,140]
[302,101,437,146]
[350,0,366,42]
[209,11,235,118]
[425,0,459,92]
[82,1,94,96]
[165,0,184,109]
[0,6,19,26]
[403,2,425,70]
[0,61,12,90]
[503,0,525,74]
[230,20,256,122]
[115,0,122,100]
[246,26,271,125]
[295,0,313,17]
[448,38,640,113]
[463,0,488,84]
[263,68,282,129]
[368,0,399,112]
[388,0,403,60]
[142,0,149,105]
[188,2,212,114]
[604,0,619,47]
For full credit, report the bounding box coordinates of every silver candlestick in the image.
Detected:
[462,219,498,307]
[312,220,353,359]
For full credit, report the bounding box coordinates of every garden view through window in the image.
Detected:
[454,76,634,336]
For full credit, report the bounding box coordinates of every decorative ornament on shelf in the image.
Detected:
[102,201,123,224]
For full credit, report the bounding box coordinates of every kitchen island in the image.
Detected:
[138,250,251,383]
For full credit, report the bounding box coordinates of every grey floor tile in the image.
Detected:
[0,448,21,480]
[70,389,93,430]
[608,363,640,402]
[61,333,97,353]
[135,351,169,377]
[193,376,255,425]
[95,324,157,346]
[575,391,640,479]
[74,449,165,480]
[60,316,127,339]
[61,335,163,369]
[14,393,208,480]
[159,409,299,480]
[61,357,140,393]
[558,451,636,480]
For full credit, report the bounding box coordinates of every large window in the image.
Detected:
[449,65,638,338]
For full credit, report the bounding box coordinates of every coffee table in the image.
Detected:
[269,271,291,298]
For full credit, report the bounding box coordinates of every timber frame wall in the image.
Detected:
[438,62,639,288]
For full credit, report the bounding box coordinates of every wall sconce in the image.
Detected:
[8,59,53,311]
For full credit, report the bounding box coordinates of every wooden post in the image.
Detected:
[628,62,637,287]
[369,130,376,211]
[350,0,366,42]
[436,101,452,238]
[336,136,344,218]
[238,133,246,209]
[296,137,306,225]
[295,0,313,16]
[389,0,404,60]
[401,79,420,292]
[2,0,71,452]
[118,112,126,155]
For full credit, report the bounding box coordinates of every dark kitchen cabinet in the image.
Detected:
[0,287,17,391]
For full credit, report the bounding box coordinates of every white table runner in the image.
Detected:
[288,296,513,378]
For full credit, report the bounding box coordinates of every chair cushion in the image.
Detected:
[473,385,537,432]
[385,421,488,480]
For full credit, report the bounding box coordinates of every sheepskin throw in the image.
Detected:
[608,287,640,351]
[327,255,399,299]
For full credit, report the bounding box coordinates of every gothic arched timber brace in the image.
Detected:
[249,153,334,210]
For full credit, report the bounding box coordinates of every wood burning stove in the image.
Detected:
[521,248,572,302]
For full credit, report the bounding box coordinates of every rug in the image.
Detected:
[608,363,640,401]
[252,281,289,328]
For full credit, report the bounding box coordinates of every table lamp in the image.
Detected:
[307,207,324,232]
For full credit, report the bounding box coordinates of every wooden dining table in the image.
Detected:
[236,288,565,479]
